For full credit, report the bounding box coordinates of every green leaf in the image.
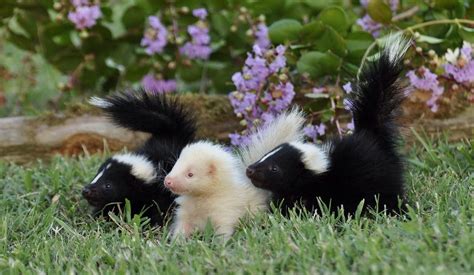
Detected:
[122,5,146,29]
[416,34,444,44]
[367,0,392,24]
[299,20,325,43]
[458,25,474,43]
[433,0,458,9]
[0,5,14,19]
[345,31,374,64]
[305,93,330,99]
[211,12,231,38]
[296,51,341,78]
[6,29,35,52]
[303,0,343,10]
[317,6,348,34]
[269,19,303,44]
[313,26,347,57]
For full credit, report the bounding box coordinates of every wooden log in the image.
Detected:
[0,95,239,163]
[0,94,472,164]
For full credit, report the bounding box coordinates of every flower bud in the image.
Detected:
[180,6,190,13]
[239,7,248,13]
[428,50,436,57]
[168,62,176,70]
[416,47,422,53]
[245,29,253,37]
[230,25,238,32]
[79,30,89,39]
[240,119,248,126]
[53,2,62,10]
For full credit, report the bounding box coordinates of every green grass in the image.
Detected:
[1,138,473,274]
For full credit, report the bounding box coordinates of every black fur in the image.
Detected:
[82,90,196,226]
[246,45,408,216]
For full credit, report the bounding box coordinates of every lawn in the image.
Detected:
[0,137,473,274]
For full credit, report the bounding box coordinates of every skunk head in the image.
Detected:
[246,142,329,192]
[164,141,236,195]
[82,153,158,207]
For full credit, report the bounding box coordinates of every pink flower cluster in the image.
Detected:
[68,0,102,30]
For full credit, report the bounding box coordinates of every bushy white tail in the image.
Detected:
[239,108,306,166]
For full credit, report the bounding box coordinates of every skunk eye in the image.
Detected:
[271,166,278,172]
[187,172,194,178]
[105,184,111,189]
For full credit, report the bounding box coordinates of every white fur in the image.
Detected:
[168,109,307,239]
[239,108,306,166]
[91,170,105,184]
[112,153,157,183]
[290,141,329,174]
[168,141,268,239]
[257,146,283,163]
[88,96,113,108]
[384,33,411,63]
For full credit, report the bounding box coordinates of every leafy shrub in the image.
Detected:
[1,0,473,142]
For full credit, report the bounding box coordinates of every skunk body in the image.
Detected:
[164,109,305,238]
[82,90,196,226]
[246,36,410,215]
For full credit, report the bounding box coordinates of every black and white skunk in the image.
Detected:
[163,109,305,238]
[82,90,196,226]
[246,36,410,216]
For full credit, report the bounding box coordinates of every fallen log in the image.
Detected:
[0,95,472,164]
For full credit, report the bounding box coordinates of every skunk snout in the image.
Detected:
[246,167,255,178]
[82,185,97,199]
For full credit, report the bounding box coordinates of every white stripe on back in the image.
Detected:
[258,146,283,163]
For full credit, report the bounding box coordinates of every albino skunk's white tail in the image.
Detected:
[239,108,306,166]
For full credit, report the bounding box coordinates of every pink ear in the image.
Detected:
[208,162,216,175]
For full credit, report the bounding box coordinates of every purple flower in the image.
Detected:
[229,133,252,146]
[192,8,208,20]
[343,82,353,94]
[269,45,287,73]
[357,15,383,37]
[304,123,326,142]
[254,23,270,50]
[313,87,325,94]
[141,16,168,55]
[71,0,89,7]
[406,67,444,112]
[443,42,474,84]
[142,74,177,94]
[228,44,295,144]
[180,14,211,60]
[68,5,101,30]
[347,119,355,131]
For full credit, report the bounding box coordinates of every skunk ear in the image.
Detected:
[88,96,113,108]
[208,162,216,176]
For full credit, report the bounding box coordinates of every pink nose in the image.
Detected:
[164,176,173,187]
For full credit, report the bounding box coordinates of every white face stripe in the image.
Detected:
[258,146,283,164]
[91,169,105,184]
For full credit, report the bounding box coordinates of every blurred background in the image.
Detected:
[0,0,473,157]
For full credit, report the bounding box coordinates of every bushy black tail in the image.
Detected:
[350,35,410,150]
[89,89,196,144]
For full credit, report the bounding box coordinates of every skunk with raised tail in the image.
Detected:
[246,36,410,215]
[163,109,305,238]
[82,90,196,226]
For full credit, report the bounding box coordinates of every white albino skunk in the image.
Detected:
[163,109,305,238]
